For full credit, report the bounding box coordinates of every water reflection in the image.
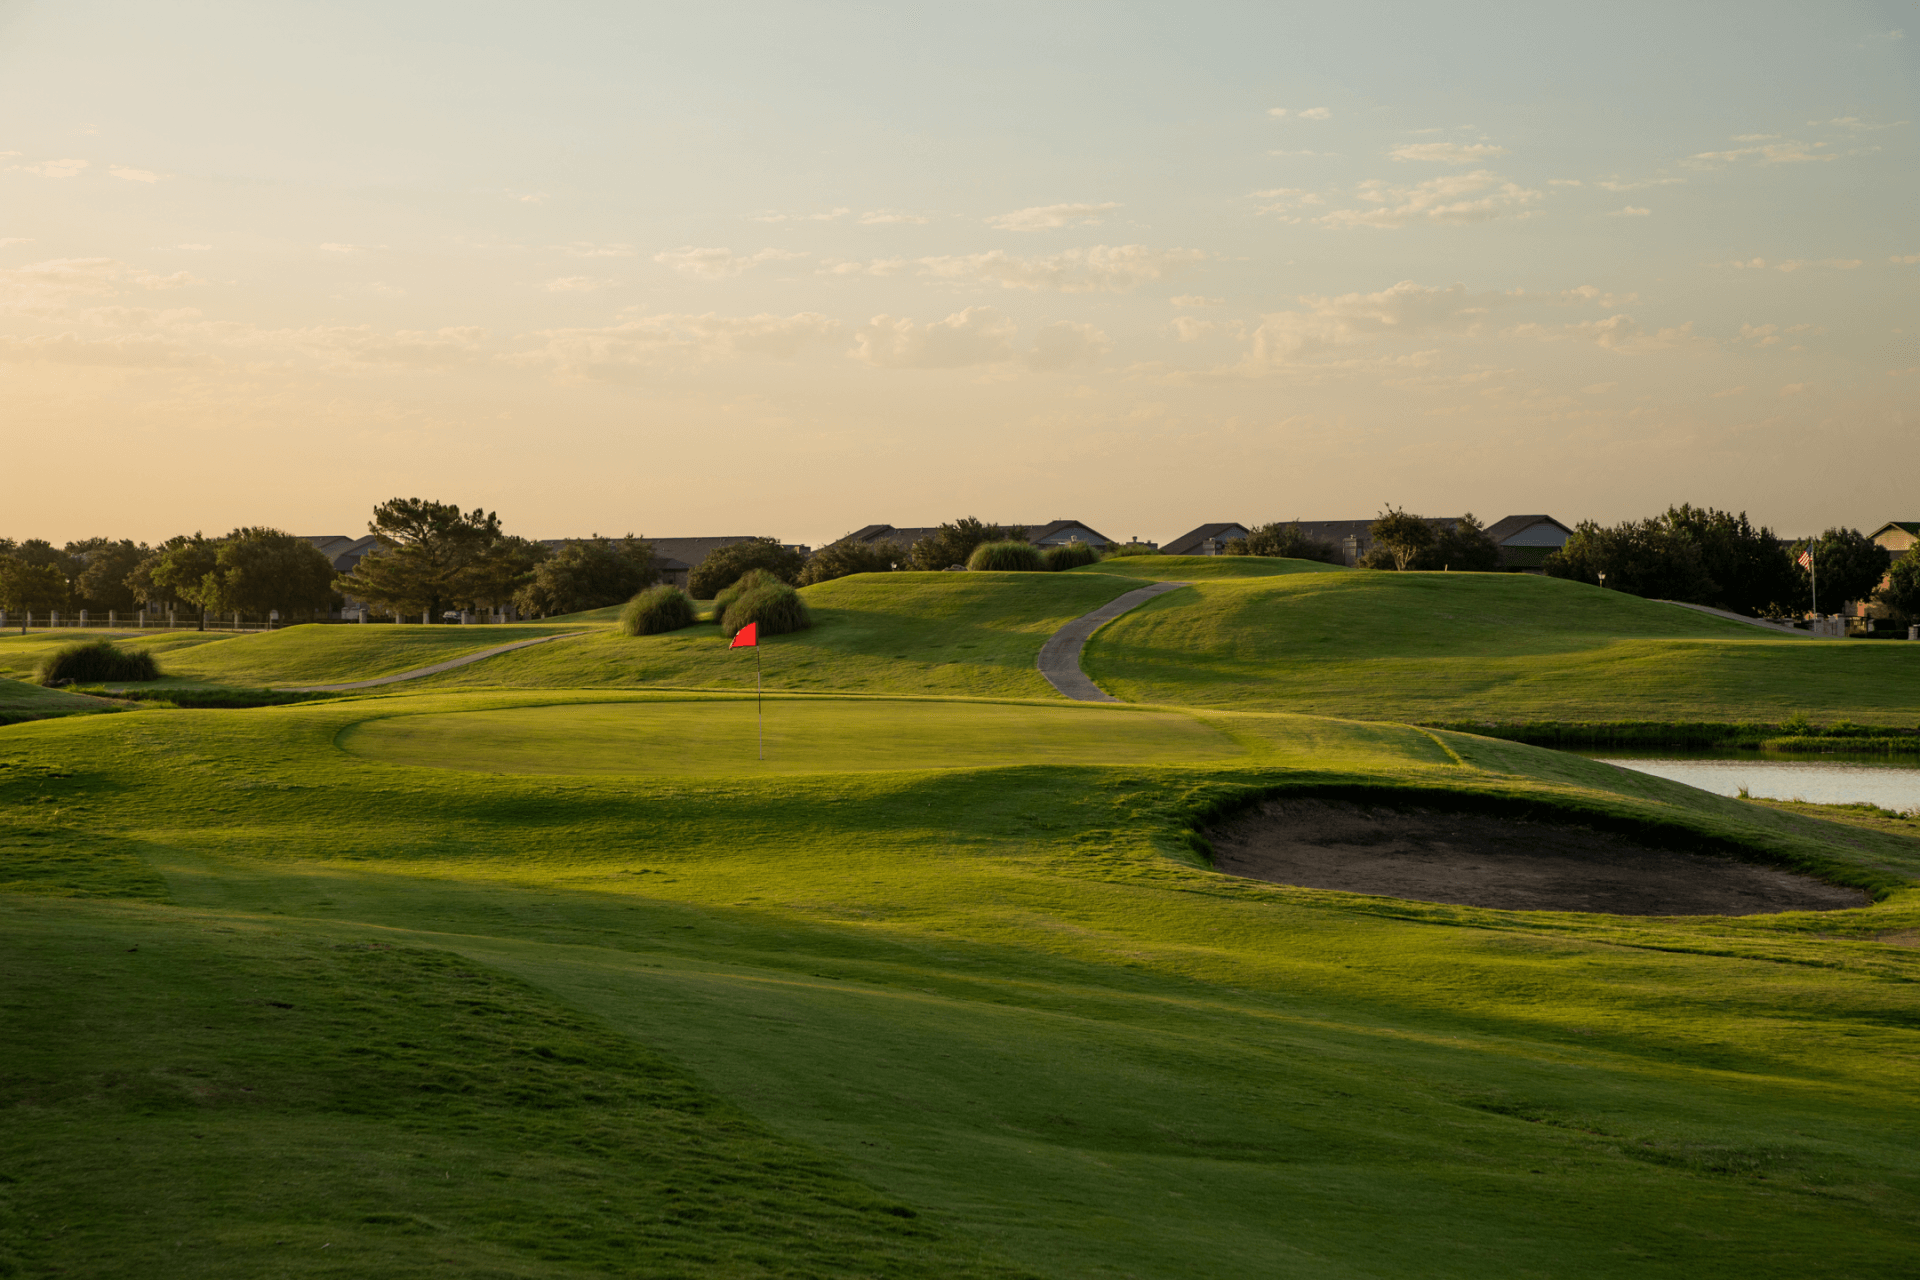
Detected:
[1587,754,1920,809]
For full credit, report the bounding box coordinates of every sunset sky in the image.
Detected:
[2,1,1913,548]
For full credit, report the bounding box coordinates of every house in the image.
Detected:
[1164,523,1252,556]
[1483,514,1575,573]
[1024,520,1114,548]
[1869,522,1919,564]
[833,521,1115,562]
[300,534,381,574]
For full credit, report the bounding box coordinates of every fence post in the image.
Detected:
[233,612,240,631]
[270,610,279,630]
[80,609,89,626]
[51,609,60,626]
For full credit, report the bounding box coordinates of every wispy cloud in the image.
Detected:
[652,246,808,278]
[1318,171,1542,229]
[1688,138,1835,165]
[1250,187,1325,216]
[858,210,931,225]
[1171,295,1222,308]
[916,244,1204,293]
[749,208,849,224]
[14,158,88,178]
[107,166,163,183]
[847,307,1109,371]
[516,311,840,377]
[1720,257,1862,272]
[557,242,636,258]
[987,202,1120,231]
[1596,177,1683,191]
[541,276,616,293]
[1607,206,1652,217]
[1389,141,1509,164]
[1269,107,1331,120]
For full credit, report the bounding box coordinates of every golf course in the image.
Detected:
[4,559,1919,1278]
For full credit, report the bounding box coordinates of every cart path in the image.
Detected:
[1037,582,1189,702]
[285,632,590,692]
[1657,599,1815,636]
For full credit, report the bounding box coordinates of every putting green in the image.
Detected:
[337,697,1245,775]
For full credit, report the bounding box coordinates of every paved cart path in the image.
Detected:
[1037,582,1189,702]
[286,632,590,692]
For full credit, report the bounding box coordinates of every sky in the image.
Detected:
[1,0,1913,548]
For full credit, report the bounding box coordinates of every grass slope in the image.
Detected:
[407,572,1150,698]
[3,694,1918,1277]
[1084,570,1920,723]
[1074,553,1346,580]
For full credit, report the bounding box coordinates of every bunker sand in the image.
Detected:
[1209,797,1869,915]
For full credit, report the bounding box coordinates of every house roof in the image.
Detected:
[1869,521,1920,540]
[1163,523,1250,555]
[300,534,381,572]
[1025,520,1114,545]
[1483,514,1573,546]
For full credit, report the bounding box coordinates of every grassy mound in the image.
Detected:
[620,584,696,635]
[721,580,812,637]
[3,694,1917,1275]
[968,540,1044,572]
[1083,570,1920,723]
[36,639,160,685]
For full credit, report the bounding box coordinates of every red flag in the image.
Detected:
[1797,550,1813,570]
[729,621,758,648]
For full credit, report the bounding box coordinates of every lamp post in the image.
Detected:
[1598,571,1608,590]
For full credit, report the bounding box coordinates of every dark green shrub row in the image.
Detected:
[620,585,695,635]
[967,541,1045,572]
[720,580,812,637]
[37,640,159,686]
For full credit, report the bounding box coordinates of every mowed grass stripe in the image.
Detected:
[337,698,1244,775]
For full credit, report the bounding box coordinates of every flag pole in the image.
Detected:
[757,643,763,761]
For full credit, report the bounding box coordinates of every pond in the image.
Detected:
[1581,749,1920,809]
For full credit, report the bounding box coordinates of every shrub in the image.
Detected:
[1042,542,1102,571]
[687,538,807,598]
[907,518,1029,571]
[619,584,695,635]
[712,568,781,625]
[967,540,1045,572]
[37,640,160,686]
[798,539,898,586]
[720,581,812,637]
[1224,522,1344,565]
[514,537,655,617]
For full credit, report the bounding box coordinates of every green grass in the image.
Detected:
[407,571,1150,698]
[1084,570,1920,723]
[1073,553,1346,580]
[3,692,1918,1276]
[0,676,112,724]
[340,696,1244,775]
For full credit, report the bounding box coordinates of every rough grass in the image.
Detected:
[1083,570,1920,723]
[968,540,1045,572]
[719,580,812,638]
[1,695,1917,1277]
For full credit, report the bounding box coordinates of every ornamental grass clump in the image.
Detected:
[37,640,160,686]
[967,540,1045,572]
[720,581,812,638]
[712,569,781,625]
[619,584,696,636]
[1042,542,1102,571]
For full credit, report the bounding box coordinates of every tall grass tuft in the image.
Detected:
[619,585,696,636]
[37,640,160,686]
[720,581,813,637]
[967,540,1045,572]
[1042,542,1102,571]
[713,568,781,625]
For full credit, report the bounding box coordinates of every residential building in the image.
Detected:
[833,521,1114,563]
[1483,515,1575,573]
[1163,523,1252,556]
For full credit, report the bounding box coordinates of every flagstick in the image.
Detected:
[757,644,763,761]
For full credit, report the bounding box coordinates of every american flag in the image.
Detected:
[1797,549,1813,570]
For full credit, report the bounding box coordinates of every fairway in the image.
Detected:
[337,697,1244,775]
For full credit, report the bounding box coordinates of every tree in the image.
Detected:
[1224,522,1343,564]
[905,519,1029,572]
[798,539,899,586]
[1876,555,1920,624]
[514,537,658,617]
[70,538,150,613]
[1790,527,1890,614]
[1414,514,1500,572]
[0,558,70,615]
[687,538,808,598]
[1664,505,1797,617]
[339,498,510,620]
[127,535,208,613]
[1367,506,1437,571]
[142,533,225,626]
[202,529,338,621]
[1545,518,1716,601]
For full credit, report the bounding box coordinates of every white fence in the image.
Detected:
[1,608,521,633]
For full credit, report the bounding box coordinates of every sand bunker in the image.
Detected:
[1206,797,1867,916]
